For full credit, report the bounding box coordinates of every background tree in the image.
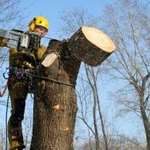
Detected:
[0,0,26,99]
[58,8,100,37]
[75,134,146,150]
[0,0,24,66]
[100,0,150,149]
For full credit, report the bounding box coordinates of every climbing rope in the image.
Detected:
[32,74,75,87]
[5,92,9,150]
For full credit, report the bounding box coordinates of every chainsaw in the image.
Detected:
[0,28,41,51]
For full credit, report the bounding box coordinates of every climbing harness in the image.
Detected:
[4,66,75,88]
[5,92,9,150]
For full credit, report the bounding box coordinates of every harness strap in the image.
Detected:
[3,66,75,95]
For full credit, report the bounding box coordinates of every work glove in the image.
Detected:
[23,61,35,69]
[0,38,6,47]
[35,45,47,60]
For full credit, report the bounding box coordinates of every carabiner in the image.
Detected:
[3,68,9,79]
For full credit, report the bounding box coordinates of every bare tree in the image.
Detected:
[0,0,23,65]
[84,65,108,150]
[58,7,100,38]
[76,134,146,150]
[101,0,150,149]
[0,0,25,97]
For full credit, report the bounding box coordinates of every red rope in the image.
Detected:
[0,82,8,97]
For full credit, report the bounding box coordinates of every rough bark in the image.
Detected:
[68,26,115,66]
[30,40,80,150]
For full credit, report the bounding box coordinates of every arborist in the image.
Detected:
[0,16,49,150]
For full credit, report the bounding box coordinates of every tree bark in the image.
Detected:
[30,40,80,150]
[68,26,115,66]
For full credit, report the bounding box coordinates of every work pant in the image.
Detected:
[8,76,28,144]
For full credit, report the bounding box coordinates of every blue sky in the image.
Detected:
[20,0,116,41]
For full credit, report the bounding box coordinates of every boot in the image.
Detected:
[9,123,25,150]
[9,140,25,150]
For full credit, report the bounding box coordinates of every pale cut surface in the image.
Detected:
[41,53,57,67]
[82,26,116,52]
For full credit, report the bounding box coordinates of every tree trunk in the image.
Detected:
[30,40,80,150]
[139,96,150,150]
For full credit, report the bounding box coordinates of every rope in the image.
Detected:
[5,93,9,150]
[32,74,75,87]
[0,82,8,97]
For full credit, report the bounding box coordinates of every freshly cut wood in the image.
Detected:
[41,53,57,67]
[68,26,116,66]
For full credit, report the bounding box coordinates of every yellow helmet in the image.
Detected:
[28,16,49,32]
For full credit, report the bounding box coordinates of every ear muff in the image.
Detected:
[28,18,36,31]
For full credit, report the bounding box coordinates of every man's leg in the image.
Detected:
[8,98,26,150]
[8,79,28,150]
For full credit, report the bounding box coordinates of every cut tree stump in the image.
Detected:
[68,26,116,66]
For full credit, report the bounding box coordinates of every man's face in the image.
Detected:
[34,26,47,37]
